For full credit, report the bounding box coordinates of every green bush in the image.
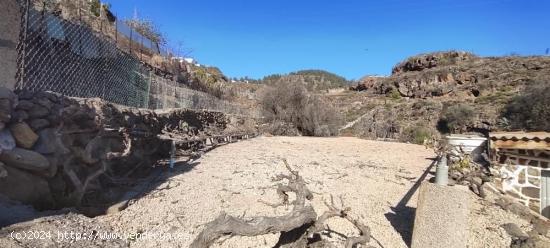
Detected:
[440,104,476,133]
[401,125,433,144]
[388,88,401,100]
[503,83,550,131]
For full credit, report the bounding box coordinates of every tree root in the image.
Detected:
[191,159,372,248]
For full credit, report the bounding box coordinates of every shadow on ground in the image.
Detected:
[0,159,200,228]
[384,157,437,247]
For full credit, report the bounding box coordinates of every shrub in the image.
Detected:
[388,88,401,100]
[259,81,343,136]
[503,83,550,131]
[439,104,476,133]
[401,125,434,144]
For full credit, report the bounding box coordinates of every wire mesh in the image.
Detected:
[14,0,244,114]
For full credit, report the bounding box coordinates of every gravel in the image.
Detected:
[1,136,543,247]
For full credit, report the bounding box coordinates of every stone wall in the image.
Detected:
[0,88,257,214]
[493,148,550,213]
[0,0,21,89]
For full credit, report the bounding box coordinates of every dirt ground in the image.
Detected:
[0,136,537,247]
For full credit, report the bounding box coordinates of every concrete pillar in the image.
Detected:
[411,182,470,248]
[0,0,21,89]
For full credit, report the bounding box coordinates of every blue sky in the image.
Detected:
[108,0,550,80]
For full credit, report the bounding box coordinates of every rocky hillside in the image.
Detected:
[339,51,550,142]
[260,70,349,91]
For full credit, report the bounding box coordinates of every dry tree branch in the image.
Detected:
[191,160,373,248]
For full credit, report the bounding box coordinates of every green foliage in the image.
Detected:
[401,125,433,145]
[503,83,550,131]
[259,70,349,91]
[90,0,101,17]
[290,70,349,88]
[388,88,401,100]
[440,104,476,133]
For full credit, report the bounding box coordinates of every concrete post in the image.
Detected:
[0,0,21,89]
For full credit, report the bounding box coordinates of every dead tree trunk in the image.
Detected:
[191,159,372,248]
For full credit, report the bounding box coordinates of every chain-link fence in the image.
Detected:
[14,0,244,114]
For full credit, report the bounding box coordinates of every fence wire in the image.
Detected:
[15,0,244,114]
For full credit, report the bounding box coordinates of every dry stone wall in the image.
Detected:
[0,87,257,214]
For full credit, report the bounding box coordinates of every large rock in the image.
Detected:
[33,128,66,155]
[9,122,38,148]
[0,147,50,172]
[0,165,54,210]
[28,105,49,119]
[29,118,50,131]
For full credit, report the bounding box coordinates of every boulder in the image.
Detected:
[0,129,16,151]
[0,147,50,172]
[0,165,54,210]
[29,118,50,131]
[9,122,38,149]
[33,128,64,155]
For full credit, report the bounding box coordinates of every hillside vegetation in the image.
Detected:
[338,51,550,143]
[260,69,350,91]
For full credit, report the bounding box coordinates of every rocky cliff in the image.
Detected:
[341,51,550,142]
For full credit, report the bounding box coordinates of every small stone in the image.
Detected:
[15,100,34,110]
[34,97,54,109]
[521,187,540,199]
[0,129,16,151]
[28,105,49,119]
[29,118,50,131]
[472,176,483,185]
[0,98,12,122]
[0,147,50,172]
[501,223,529,239]
[10,122,39,149]
[35,91,58,103]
